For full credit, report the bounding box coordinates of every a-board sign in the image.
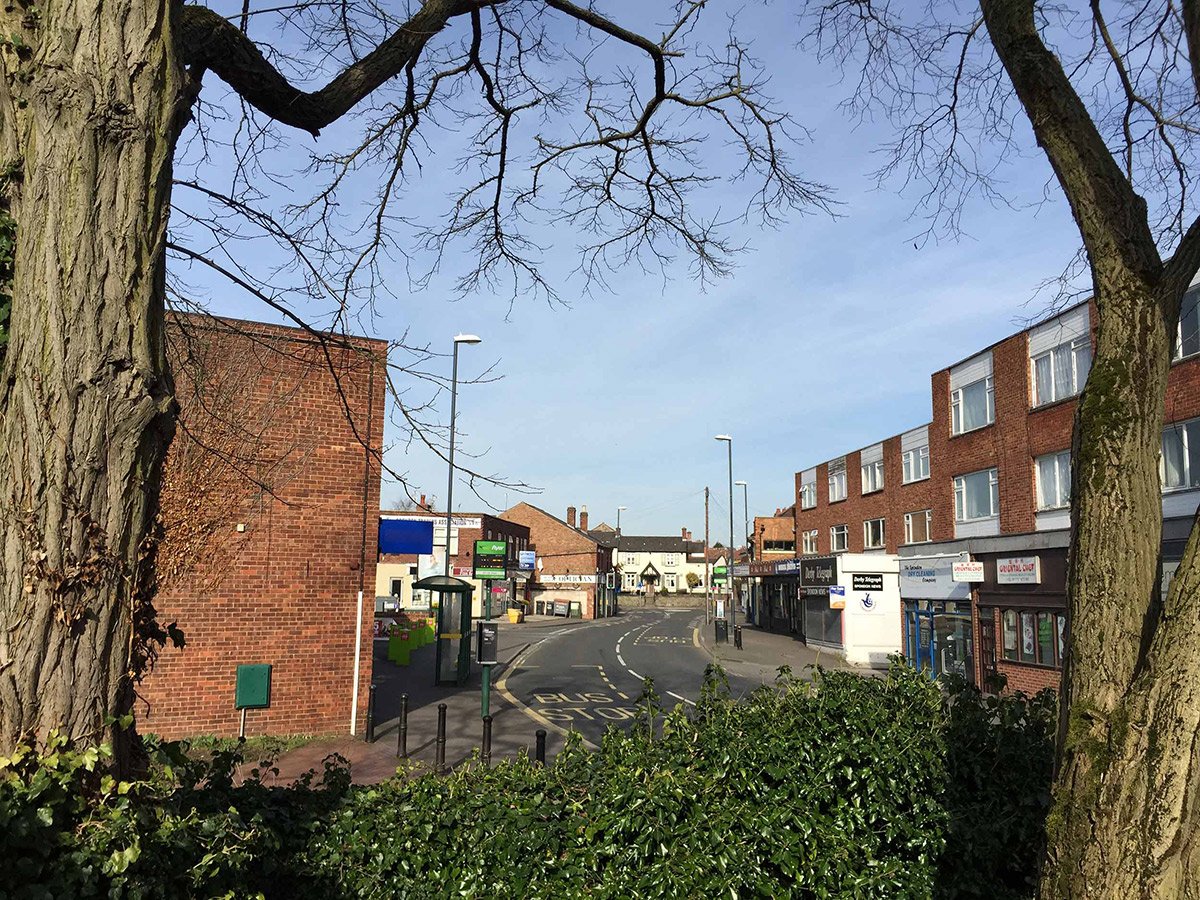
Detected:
[852,573,884,592]
[829,585,846,610]
[474,540,507,580]
[475,621,499,665]
[553,600,569,617]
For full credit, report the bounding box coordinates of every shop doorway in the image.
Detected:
[978,613,999,690]
[904,601,974,685]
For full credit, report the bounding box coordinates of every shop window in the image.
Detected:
[828,458,847,503]
[951,376,995,435]
[861,459,884,494]
[954,468,999,522]
[1161,417,1200,491]
[802,529,818,554]
[902,445,930,483]
[830,524,848,553]
[1032,337,1091,406]
[1175,286,1200,360]
[1002,608,1067,667]
[863,518,885,549]
[1036,450,1072,510]
[904,509,932,544]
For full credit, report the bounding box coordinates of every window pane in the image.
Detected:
[1003,611,1018,660]
[1037,613,1055,665]
[963,470,994,519]
[1188,422,1200,490]
[1034,354,1052,405]
[1037,455,1058,508]
[1057,453,1072,505]
[1053,345,1074,400]
[954,480,965,521]
[1181,291,1200,357]
[1057,614,1067,662]
[952,394,963,434]
[961,379,989,430]
[1020,612,1037,662]
[1163,427,1186,488]
[1074,339,1091,389]
[919,446,930,478]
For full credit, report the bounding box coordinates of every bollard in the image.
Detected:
[482,715,493,767]
[396,693,409,759]
[435,703,448,774]
[535,728,547,765]
[365,683,377,743]
[734,625,743,650]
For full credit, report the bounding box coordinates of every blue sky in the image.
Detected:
[182,2,1083,541]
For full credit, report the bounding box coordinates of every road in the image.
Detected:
[496,608,760,747]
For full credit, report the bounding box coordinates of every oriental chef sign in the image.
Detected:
[997,556,1041,585]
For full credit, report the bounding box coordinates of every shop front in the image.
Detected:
[794,556,840,649]
[974,549,1067,695]
[752,561,796,635]
[899,553,975,684]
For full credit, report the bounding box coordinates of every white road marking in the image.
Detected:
[667,690,696,707]
[628,669,642,680]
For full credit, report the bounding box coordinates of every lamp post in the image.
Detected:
[444,333,481,577]
[735,479,749,625]
[715,435,735,629]
[615,506,627,616]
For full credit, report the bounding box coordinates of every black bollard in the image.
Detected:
[435,703,448,774]
[535,728,547,765]
[396,693,409,759]
[734,625,743,650]
[365,684,377,743]
[482,715,493,767]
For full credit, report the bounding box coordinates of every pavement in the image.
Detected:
[265,610,877,785]
[694,615,876,684]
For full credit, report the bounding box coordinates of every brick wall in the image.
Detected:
[501,502,611,618]
[754,515,795,556]
[141,315,386,739]
[792,432,937,555]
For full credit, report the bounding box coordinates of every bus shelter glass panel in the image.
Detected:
[435,591,473,686]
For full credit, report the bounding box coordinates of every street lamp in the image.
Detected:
[615,506,627,615]
[444,334,481,577]
[715,435,735,629]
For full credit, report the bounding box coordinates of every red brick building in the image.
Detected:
[501,503,615,618]
[140,315,386,739]
[772,294,1200,694]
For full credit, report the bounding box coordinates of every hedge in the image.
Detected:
[0,663,1055,899]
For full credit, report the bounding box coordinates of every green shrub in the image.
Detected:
[0,663,1055,899]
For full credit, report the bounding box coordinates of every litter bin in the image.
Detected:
[395,630,412,666]
[714,619,729,644]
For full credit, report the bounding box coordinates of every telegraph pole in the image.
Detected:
[704,487,712,624]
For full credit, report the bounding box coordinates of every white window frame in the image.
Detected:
[1161,418,1200,492]
[799,482,817,509]
[954,468,1000,522]
[863,517,886,549]
[801,529,818,554]
[1175,288,1200,360]
[830,524,848,553]
[902,445,930,484]
[1036,450,1072,510]
[664,553,678,566]
[623,553,637,566]
[861,459,884,494]
[903,510,933,544]
[1032,337,1091,407]
[951,375,995,436]
[828,459,848,503]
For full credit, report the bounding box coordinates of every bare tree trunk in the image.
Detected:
[975,3,1200,895]
[1043,278,1200,898]
[0,0,185,770]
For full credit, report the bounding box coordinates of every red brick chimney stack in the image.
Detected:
[567,506,577,528]
[579,507,589,531]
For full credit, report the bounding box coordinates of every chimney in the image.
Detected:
[686,529,692,541]
[419,494,427,510]
[579,506,589,531]
[681,527,687,539]
[567,506,577,527]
